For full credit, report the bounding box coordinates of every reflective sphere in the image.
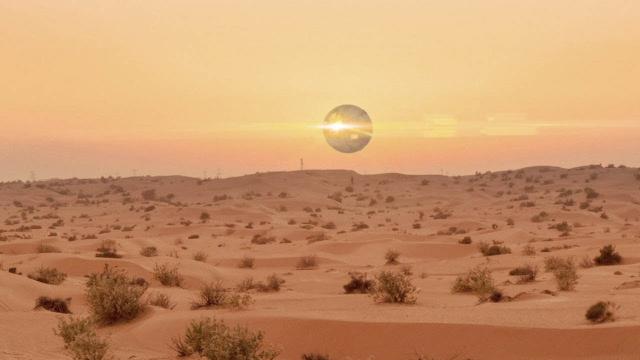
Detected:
[322,104,373,153]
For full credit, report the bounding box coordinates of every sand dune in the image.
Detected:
[2,165,640,359]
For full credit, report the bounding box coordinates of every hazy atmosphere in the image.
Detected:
[2,1,640,180]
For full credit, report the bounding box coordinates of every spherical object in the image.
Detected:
[322,104,373,153]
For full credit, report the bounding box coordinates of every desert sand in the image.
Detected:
[1,165,640,359]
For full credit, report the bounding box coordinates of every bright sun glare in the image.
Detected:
[326,121,351,132]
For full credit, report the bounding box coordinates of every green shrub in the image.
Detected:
[593,244,622,266]
[86,265,147,324]
[55,317,109,360]
[372,271,418,304]
[171,317,279,359]
[585,301,616,323]
[28,266,67,285]
[153,263,183,287]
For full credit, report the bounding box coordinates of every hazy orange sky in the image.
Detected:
[1,1,639,180]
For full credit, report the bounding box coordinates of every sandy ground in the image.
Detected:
[1,165,640,359]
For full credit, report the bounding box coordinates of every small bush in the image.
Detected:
[193,251,208,262]
[37,241,61,253]
[302,354,330,360]
[384,249,400,264]
[153,263,183,287]
[86,265,147,324]
[478,242,511,256]
[296,255,318,270]
[458,236,472,245]
[95,240,121,258]
[579,255,594,268]
[197,281,226,306]
[509,264,537,283]
[372,271,418,304]
[593,244,622,266]
[239,256,255,269]
[28,266,67,285]
[171,317,279,359]
[452,266,495,298]
[544,256,566,272]
[257,274,285,292]
[585,301,616,324]
[35,296,71,313]
[522,244,536,256]
[551,258,578,291]
[148,292,175,309]
[193,281,251,309]
[55,317,109,360]
[343,272,374,294]
[140,246,158,257]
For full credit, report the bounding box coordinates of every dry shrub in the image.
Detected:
[478,242,511,256]
[171,317,279,359]
[236,274,284,293]
[585,301,616,324]
[296,255,318,270]
[35,296,71,313]
[55,317,109,360]
[193,251,208,262]
[593,244,622,266]
[193,281,253,310]
[384,249,400,264]
[550,258,578,291]
[251,234,276,245]
[372,271,418,304]
[452,266,495,298]
[140,246,158,257]
[95,240,121,258]
[86,265,147,324]
[37,241,60,253]
[153,263,183,287]
[148,292,175,309]
[509,264,538,283]
[302,354,330,360]
[522,244,536,256]
[28,266,67,285]
[343,272,374,294]
[458,236,472,245]
[238,256,255,269]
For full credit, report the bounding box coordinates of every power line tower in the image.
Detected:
[29,171,36,182]
[132,169,138,177]
[300,158,304,171]
[216,168,221,180]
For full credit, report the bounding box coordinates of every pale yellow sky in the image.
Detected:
[1,1,639,180]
